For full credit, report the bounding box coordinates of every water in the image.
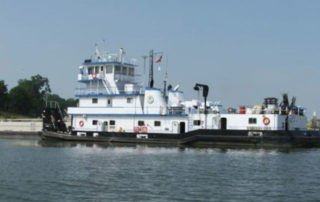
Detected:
[0,137,320,202]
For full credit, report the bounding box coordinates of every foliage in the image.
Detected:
[0,111,30,119]
[46,94,78,116]
[8,74,51,117]
[1,74,75,118]
[0,80,8,110]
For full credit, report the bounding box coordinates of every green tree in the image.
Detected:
[0,80,8,110]
[8,85,33,115]
[8,74,51,117]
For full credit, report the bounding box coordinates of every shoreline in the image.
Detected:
[0,131,40,139]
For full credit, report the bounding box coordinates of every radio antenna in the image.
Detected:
[163,55,168,97]
[148,50,154,88]
[142,56,148,74]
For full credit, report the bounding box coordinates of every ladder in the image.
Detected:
[102,79,112,94]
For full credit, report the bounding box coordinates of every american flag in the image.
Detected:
[155,55,162,63]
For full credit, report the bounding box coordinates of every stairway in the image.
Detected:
[42,101,67,132]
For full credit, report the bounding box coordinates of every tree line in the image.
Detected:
[0,74,77,118]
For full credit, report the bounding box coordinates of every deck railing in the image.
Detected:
[75,87,144,96]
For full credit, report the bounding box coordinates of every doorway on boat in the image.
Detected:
[103,121,108,132]
[221,118,227,130]
[179,122,186,134]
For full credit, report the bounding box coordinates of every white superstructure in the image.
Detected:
[67,47,307,136]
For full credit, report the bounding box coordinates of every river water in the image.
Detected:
[0,137,319,202]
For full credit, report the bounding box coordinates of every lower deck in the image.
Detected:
[70,113,307,135]
[41,129,320,148]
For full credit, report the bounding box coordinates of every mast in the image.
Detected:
[163,71,167,97]
[149,49,154,88]
[163,55,168,97]
[142,56,148,74]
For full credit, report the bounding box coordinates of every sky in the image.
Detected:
[0,0,320,117]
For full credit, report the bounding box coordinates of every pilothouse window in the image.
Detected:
[88,67,93,74]
[106,65,113,73]
[129,68,134,76]
[115,66,121,74]
[122,67,127,75]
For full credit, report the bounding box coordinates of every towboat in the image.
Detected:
[41,47,320,147]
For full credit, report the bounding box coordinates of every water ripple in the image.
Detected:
[0,138,320,201]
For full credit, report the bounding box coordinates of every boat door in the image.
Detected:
[221,118,227,130]
[212,116,219,129]
[179,122,186,134]
[172,121,179,133]
[103,121,108,132]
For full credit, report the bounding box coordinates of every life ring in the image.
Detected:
[147,95,154,104]
[92,73,97,79]
[79,121,84,127]
[141,126,148,133]
[263,117,270,125]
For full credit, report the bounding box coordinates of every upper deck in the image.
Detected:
[78,47,138,82]
[75,47,141,97]
[78,61,136,83]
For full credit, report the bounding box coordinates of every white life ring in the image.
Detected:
[79,121,84,127]
[147,95,154,104]
[263,117,270,125]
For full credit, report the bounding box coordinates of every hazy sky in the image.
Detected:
[1,0,320,116]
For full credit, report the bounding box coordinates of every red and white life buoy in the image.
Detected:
[79,121,84,127]
[263,117,270,126]
[141,126,148,133]
[134,126,148,133]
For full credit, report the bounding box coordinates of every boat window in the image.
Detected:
[127,98,133,103]
[115,65,121,74]
[92,120,98,125]
[88,66,93,74]
[110,120,116,125]
[129,68,134,76]
[122,66,127,75]
[92,98,98,104]
[106,65,113,74]
[100,66,104,71]
[154,121,161,127]
[138,121,145,126]
[249,118,257,124]
[193,120,201,126]
[107,99,112,106]
[95,66,99,73]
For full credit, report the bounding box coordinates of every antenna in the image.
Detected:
[149,50,154,88]
[94,43,101,60]
[102,39,107,59]
[163,55,168,97]
[119,48,125,63]
[142,56,148,74]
